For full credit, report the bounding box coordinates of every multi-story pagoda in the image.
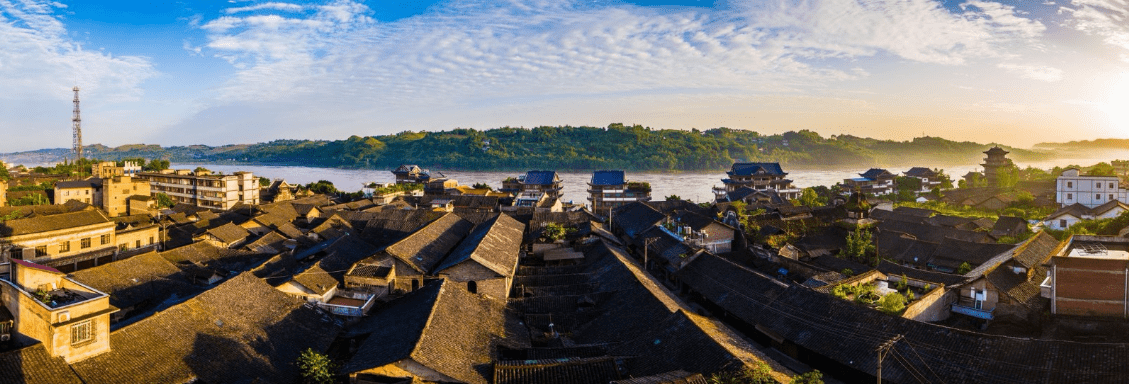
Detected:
[981,146,1013,186]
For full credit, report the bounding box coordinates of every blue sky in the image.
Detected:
[1,0,1129,152]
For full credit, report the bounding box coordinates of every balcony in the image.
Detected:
[951,299,994,320]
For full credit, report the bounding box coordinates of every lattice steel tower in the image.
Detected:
[72,86,82,159]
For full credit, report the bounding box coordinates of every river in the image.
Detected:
[174,155,1122,204]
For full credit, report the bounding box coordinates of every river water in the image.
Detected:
[175,155,1122,204]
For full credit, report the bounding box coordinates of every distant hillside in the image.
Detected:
[1034,138,1129,151]
[1,124,1055,172]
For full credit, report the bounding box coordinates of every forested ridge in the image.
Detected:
[2,124,1053,171]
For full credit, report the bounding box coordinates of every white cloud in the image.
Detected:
[1062,0,1129,51]
[225,2,305,14]
[160,0,1065,145]
[0,0,156,101]
[998,63,1064,81]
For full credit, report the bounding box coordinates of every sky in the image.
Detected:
[1,0,1129,153]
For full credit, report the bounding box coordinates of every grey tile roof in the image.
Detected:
[611,202,666,238]
[70,251,200,311]
[385,213,473,274]
[903,167,938,178]
[727,162,785,176]
[494,357,620,384]
[69,272,341,384]
[54,178,102,189]
[342,279,516,384]
[0,344,84,384]
[433,213,524,276]
[0,209,111,236]
[676,252,1129,384]
[202,222,251,245]
[611,371,706,384]
[859,168,893,179]
[290,264,338,295]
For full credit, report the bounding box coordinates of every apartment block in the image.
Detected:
[137,169,260,210]
[1056,168,1127,208]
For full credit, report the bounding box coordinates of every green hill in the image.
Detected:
[1,124,1054,171]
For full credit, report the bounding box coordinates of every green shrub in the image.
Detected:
[879,292,907,315]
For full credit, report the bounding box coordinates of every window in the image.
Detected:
[1111,194,1115,201]
[80,238,91,249]
[71,320,93,345]
[1097,182,1102,188]
[1060,219,1067,228]
[35,246,47,257]
[1097,194,1102,200]
[1067,181,1073,188]
[1067,193,1073,200]
[467,281,477,294]
[136,240,141,248]
[59,241,70,253]
[100,234,110,245]
[149,237,154,245]
[85,190,89,195]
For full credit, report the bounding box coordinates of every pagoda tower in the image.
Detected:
[982,146,1012,186]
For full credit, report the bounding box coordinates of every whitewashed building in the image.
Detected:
[1056,168,1127,208]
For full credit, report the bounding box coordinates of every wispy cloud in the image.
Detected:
[193,0,1049,106]
[0,0,156,101]
[1061,0,1129,51]
[998,63,1064,81]
[225,2,305,14]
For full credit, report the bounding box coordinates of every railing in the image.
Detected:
[951,302,994,320]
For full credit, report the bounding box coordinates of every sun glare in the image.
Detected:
[1102,72,1129,137]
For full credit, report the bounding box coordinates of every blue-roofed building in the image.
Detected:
[843,168,896,195]
[391,164,430,184]
[511,170,563,208]
[713,162,800,201]
[587,170,652,214]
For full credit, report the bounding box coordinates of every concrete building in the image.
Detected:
[842,168,896,195]
[587,170,652,214]
[1055,168,1127,208]
[0,260,116,363]
[1041,235,1129,318]
[91,161,140,178]
[0,210,118,272]
[713,162,800,201]
[903,167,943,192]
[137,169,260,210]
[54,179,102,206]
[391,164,430,184]
[100,175,150,217]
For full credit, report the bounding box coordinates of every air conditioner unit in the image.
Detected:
[58,312,70,322]
[0,334,10,342]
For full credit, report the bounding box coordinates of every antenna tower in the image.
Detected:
[72,86,83,159]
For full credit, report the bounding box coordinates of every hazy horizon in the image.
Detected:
[2,0,1128,153]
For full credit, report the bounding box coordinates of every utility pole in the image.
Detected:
[643,237,658,270]
[876,334,903,384]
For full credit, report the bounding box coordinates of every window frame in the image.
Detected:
[71,320,94,345]
[80,238,91,249]
[59,241,71,253]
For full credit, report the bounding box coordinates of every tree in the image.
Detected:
[259,177,271,187]
[797,187,824,208]
[471,182,491,190]
[295,348,334,384]
[790,370,824,384]
[996,165,1020,189]
[666,194,682,201]
[154,193,176,208]
[0,166,10,181]
[543,222,573,242]
[843,227,876,265]
[143,159,170,171]
[956,262,972,275]
[305,180,338,195]
[193,166,211,174]
[879,292,907,315]
[707,361,776,384]
[895,176,922,195]
[934,169,954,189]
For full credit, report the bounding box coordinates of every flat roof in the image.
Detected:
[1064,236,1129,260]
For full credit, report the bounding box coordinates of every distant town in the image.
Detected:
[3,146,1129,383]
